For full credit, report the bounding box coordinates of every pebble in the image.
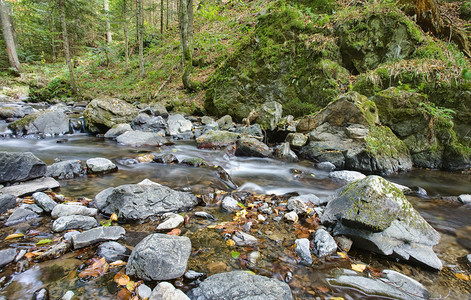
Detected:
[313,228,338,258]
[14,249,27,262]
[221,196,240,212]
[157,213,184,230]
[284,211,298,222]
[137,284,152,299]
[61,291,74,300]
[150,282,190,300]
[248,251,261,267]
[194,211,218,221]
[258,214,266,222]
[232,231,258,246]
[317,161,336,171]
[295,238,313,265]
[185,270,205,280]
[458,194,471,205]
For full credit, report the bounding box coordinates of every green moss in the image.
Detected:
[7,113,37,134]
[366,126,409,158]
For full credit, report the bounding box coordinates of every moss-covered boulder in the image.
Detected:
[205,4,349,121]
[321,176,442,270]
[298,92,411,175]
[335,5,424,73]
[83,97,139,133]
[372,87,471,170]
[8,107,70,136]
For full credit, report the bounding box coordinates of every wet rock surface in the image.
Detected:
[72,226,126,249]
[46,160,84,179]
[0,152,46,184]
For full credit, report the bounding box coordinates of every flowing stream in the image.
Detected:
[0,132,471,299]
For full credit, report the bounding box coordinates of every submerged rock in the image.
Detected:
[0,152,46,184]
[274,142,298,162]
[186,271,292,300]
[156,213,184,230]
[321,176,442,270]
[126,233,191,281]
[328,269,430,300]
[4,208,40,226]
[83,97,139,133]
[94,180,198,221]
[97,241,131,263]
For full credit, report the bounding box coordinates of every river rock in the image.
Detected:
[104,123,132,138]
[83,97,139,133]
[32,192,57,213]
[295,238,312,265]
[116,130,169,147]
[328,269,430,300]
[0,177,60,197]
[459,194,471,205]
[0,248,17,268]
[274,142,298,162]
[217,115,233,130]
[94,180,198,221]
[329,170,366,183]
[232,231,258,246]
[8,108,70,136]
[313,228,337,258]
[97,241,131,262]
[299,92,412,175]
[131,113,167,135]
[126,233,191,280]
[72,226,126,249]
[233,124,263,138]
[150,282,189,300]
[46,160,84,179]
[321,175,442,270]
[63,230,80,242]
[0,194,16,214]
[153,153,178,164]
[156,213,184,230]
[139,102,168,116]
[51,204,97,218]
[186,271,293,300]
[0,152,47,184]
[52,215,99,232]
[61,291,74,300]
[0,103,35,119]
[286,133,308,148]
[235,137,272,158]
[86,158,117,174]
[196,130,239,149]
[256,101,282,131]
[284,211,298,222]
[317,161,336,171]
[221,196,240,212]
[4,208,40,226]
[167,114,193,136]
[21,203,43,213]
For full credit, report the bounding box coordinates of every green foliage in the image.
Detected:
[30,77,72,102]
[419,102,456,121]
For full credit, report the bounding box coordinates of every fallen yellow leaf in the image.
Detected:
[351,264,367,272]
[110,213,118,221]
[330,297,345,300]
[5,233,24,240]
[456,273,470,281]
[126,280,137,291]
[226,239,235,247]
[337,251,348,259]
[117,274,130,286]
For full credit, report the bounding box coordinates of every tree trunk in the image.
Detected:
[179,0,197,90]
[59,0,78,94]
[123,0,129,69]
[0,0,20,72]
[160,0,164,34]
[138,0,144,77]
[166,0,169,29]
[104,0,112,43]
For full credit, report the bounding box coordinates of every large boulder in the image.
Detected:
[167,114,193,136]
[8,107,70,136]
[321,176,442,270]
[83,97,139,133]
[299,92,412,175]
[94,180,198,221]
[187,271,293,300]
[116,131,169,147]
[0,152,46,184]
[126,233,191,281]
[372,87,470,170]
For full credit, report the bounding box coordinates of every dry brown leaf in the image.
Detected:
[5,233,24,240]
[117,288,132,300]
[78,257,109,278]
[116,274,130,286]
[316,286,329,293]
[110,260,127,267]
[167,228,181,236]
[25,251,43,258]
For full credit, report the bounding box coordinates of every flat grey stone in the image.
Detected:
[33,192,57,213]
[221,196,240,212]
[51,204,97,219]
[20,203,43,213]
[72,226,126,249]
[5,208,40,226]
[126,233,191,281]
[63,230,80,242]
[104,123,132,138]
[328,269,430,300]
[156,213,184,230]
[317,161,336,171]
[0,248,17,268]
[187,271,292,300]
[52,215,99,232]
[0,194,16,214]
[0,177,60,197]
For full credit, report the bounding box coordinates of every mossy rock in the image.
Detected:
[335,4,424,73]
[205,3,348,121]
[83,97,139,133]
[372,87,471,170]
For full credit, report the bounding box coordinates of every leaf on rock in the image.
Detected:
[25,251,43,258]
[115,273,130,286]
[126,280,137,291]
[110,213,118,221]
[351,264,367,273]
[167,228,181,236]
[337,252,348,259]
[316,286,329,293]
[5,233,24,240]
[100,219,112,227]
[231,251,240,259]
[36,239,53,245]
[226,239,235,247]
[78,257,109,278]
